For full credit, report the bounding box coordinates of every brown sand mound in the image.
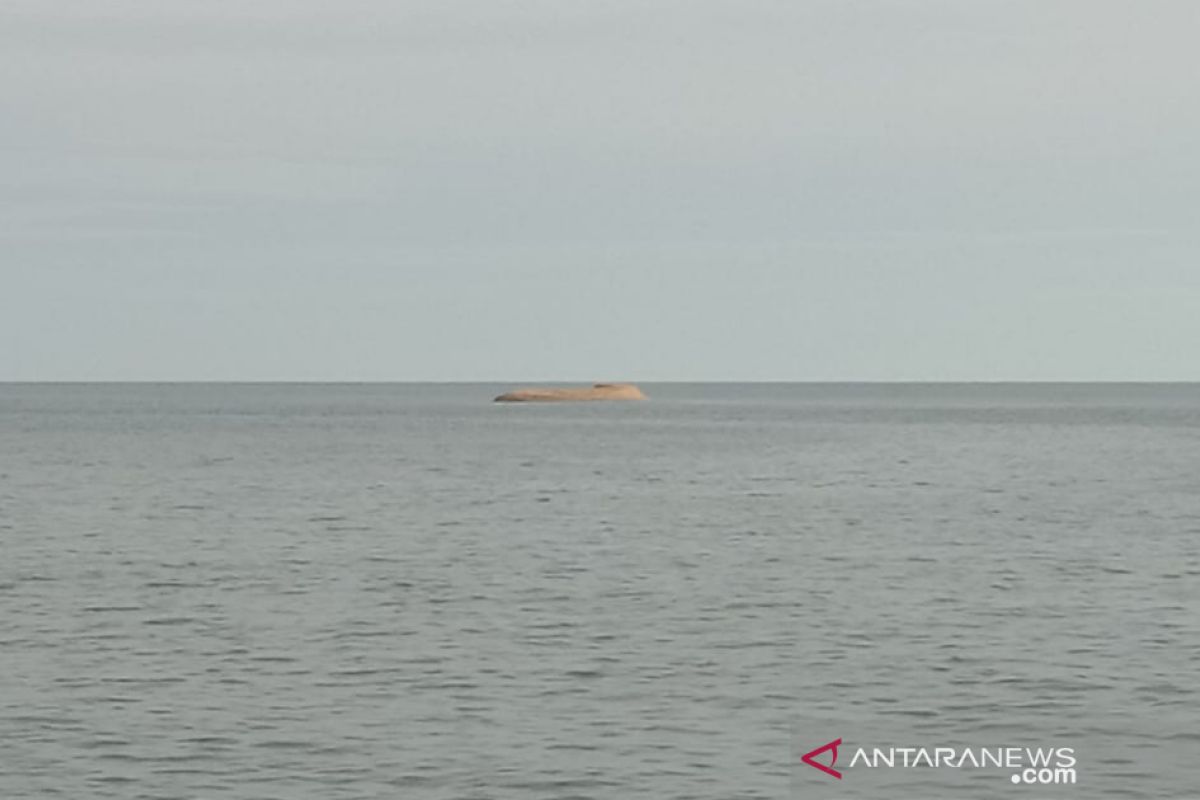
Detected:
[494,383,647,403]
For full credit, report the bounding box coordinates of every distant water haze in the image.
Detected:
[2,383,1198,798]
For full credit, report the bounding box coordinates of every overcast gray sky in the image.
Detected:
[3,1,1197,381]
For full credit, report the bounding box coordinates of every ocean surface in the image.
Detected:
[2,383,1198,799]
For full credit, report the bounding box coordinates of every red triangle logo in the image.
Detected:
[801,737,843,780]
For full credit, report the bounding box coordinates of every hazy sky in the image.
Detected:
[3,1,1197,381]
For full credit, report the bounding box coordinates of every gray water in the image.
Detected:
[2,383,1198,799]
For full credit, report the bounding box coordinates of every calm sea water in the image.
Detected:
[2,384,1198,799]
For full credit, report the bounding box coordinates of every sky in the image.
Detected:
[3,1,1198,381]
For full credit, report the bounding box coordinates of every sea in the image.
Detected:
[2,383,1198,799]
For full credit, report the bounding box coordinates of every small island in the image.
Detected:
[494,383,647,403]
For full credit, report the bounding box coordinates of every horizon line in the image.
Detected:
[2,379,1198,386]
